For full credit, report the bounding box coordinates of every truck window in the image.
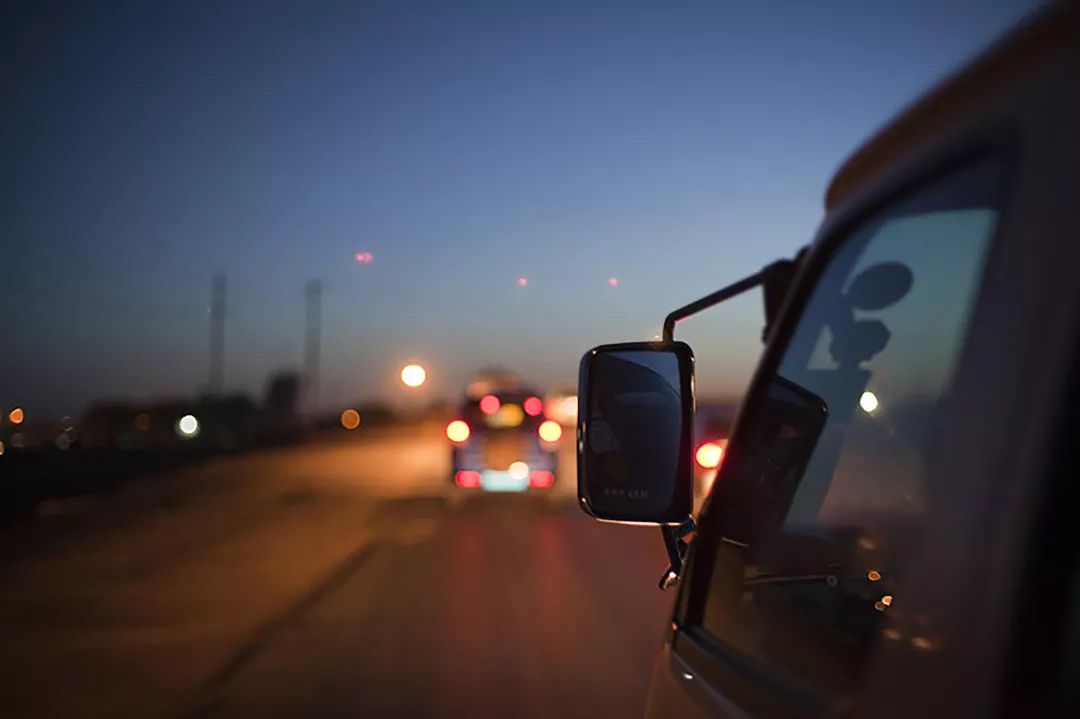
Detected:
[695,154,1011,708]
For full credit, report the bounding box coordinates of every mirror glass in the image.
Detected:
[579,345,692,522]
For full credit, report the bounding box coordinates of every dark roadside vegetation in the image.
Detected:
[0,372,407,522]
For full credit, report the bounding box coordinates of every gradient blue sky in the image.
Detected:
[2,0,1040,417]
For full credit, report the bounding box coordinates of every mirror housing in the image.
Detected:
[577,341,695,524]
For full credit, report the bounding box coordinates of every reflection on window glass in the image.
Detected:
[700,156,1008,707]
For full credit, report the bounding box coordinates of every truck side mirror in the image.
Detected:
[577,341,695,524]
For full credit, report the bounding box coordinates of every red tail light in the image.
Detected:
[695,441,724,469]
[523,396,543,417]
[479,394,501,414]
[529,470,555,489]
[455,470,481,488]
[446,420,471,443]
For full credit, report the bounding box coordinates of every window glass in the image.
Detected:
[699,156,1008,705]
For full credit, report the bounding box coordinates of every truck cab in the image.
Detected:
[576,3,1080,716]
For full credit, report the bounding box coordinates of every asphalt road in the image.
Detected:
[0,423,672,718]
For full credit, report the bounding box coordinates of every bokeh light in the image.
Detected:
[176,414,199,438]
[522,396,543,417]
[529,470,555,488]
[454,470,481,488]
[445,420,470,443]
[516,277,528,287]
[508,461,529,480]
[400,364,427,388]
[859,390,879,413]
[608,277,619,287]
[479,394,500,414]
[8,407,25,425]
[544,395,578,426]
[340,409,361,430]
[695,442,724,469]
[354,251,374,264]
[538,420,562,442]
[491,403,524,428]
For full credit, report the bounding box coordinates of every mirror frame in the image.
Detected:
[576,340,696,525]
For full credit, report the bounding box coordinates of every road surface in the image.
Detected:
[0,423,672,718]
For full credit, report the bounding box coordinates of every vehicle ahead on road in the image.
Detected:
[576,3,1080,717]
[446,384,562,492]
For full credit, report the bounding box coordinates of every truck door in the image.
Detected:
[649,149,1013,718]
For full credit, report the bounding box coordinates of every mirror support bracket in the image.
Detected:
[662,273,764,342]
[662,255,803,343]
[658,517,697,590]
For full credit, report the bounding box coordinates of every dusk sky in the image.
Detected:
[3,0,1039,418]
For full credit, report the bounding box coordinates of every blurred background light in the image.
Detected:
[454,470,481,488]
[544,395,578,426]
[445,420,470,443]
[479,394,500,414]
[529,470,555,488]
[176,414,199,438]
[490,403,524,428]
[400,364,427,388]
[340,408,361,430]
[859,391,880,413]
[538,420,562,443]
[695,442,724,469]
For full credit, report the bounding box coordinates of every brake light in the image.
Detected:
[523,396,543,417]
[455,470,481,488]
[538,420,562,442]
[529,470,555,488]
[446,420,471,443]
[479,394,501,415]
[696,441,724,469]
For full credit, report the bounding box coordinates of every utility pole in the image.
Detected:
[208,273,226,395]
[304,279,323,416]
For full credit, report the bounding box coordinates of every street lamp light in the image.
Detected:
[176,414,200,438]
[400,364,427,388]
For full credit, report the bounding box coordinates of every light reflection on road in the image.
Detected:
[0,423,666,718]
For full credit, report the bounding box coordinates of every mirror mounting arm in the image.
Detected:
[658,517,697,590]
[662,272,764,342]
[661,254,805,343]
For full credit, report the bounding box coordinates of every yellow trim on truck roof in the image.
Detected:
[825,1,1078,211]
